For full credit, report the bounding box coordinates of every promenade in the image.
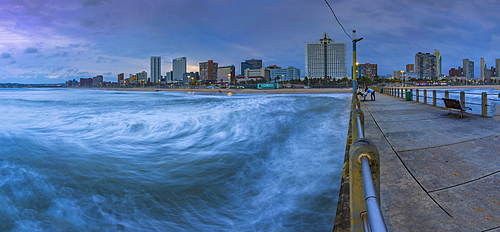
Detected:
[362,93,500,231]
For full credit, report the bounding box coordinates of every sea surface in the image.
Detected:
[414,88,500,116]
[0,88,351,231]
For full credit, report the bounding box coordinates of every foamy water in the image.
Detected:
[0,88,350,231]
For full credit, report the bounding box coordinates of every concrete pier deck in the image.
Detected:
[362,93,500,231]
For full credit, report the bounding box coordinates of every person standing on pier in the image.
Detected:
[365,87,375,101]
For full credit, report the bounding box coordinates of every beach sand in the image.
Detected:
[98,85,500,94]
[102,87,353,94]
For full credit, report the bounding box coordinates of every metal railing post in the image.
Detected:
[397,88,400,97]
[416,89,419,102]
[433,90,436,106]
[410,89,413,101]
[361,212,370,232]
[349,138,385,232]
[401,89,404,98]
[482,92,488,117]
[460,91,465,107]
[445,90,449,99]
[424,90,427,104]
[353,96,360,109]
[352,109,364,141]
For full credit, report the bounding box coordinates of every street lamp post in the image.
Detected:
[400,71,405,87]
[352,30,363,94]
[356,62,359,91]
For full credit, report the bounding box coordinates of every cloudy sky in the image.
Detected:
[0,0,499,83]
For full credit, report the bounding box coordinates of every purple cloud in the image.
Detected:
[0,0,498,83]
[24,47,38,54]
[1,53,11,59]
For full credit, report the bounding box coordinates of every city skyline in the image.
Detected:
[0,0,499,83]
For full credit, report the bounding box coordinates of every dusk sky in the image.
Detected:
[0,0,499,83]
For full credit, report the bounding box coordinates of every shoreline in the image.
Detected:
[99,85,500,94]
[101,87,354,94]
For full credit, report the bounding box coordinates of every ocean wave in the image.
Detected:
[0,89,350,231]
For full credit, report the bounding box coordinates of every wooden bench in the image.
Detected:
[442,98,472,118]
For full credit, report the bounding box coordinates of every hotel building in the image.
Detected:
[305,32,347,79]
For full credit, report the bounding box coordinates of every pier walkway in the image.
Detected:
[362,93,500,231]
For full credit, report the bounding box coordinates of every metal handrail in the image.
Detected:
[350,93,387,232]
[382,87,492,117]
[361,156,387,232]
[357,115,364,138]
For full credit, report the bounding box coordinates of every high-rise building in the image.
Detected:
[183,72,199,84]
[66,79,78,87]
[80,78,93,87]
[93,75,103,87]
[357,63,377,79]
[268,66,301,82]
[130,74,138,82]
[199,60,218,81]
[173,57,187,82]
[496,59,500,77]
[240,62,254,76]
[245,59,262,70]
[449,67,463,77]
[150,56,161,84]
[137,71,147,83]
[406,64,414,73]
[491,67,496,77]
[449,68,456,77]
[287,66,301,80]
[269,66,287,82]
[393,71,403,80]
[415,52,437,79]
[486,67,495,79]
[355,64,364,78]
[244,67,270,80]
[305,32,347,79]
[217,66,235,83]
[166,71,173,82]
[463,59,474,78]
[118,73,124,83]
[434,50,442,75]
[480,58,485,80]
